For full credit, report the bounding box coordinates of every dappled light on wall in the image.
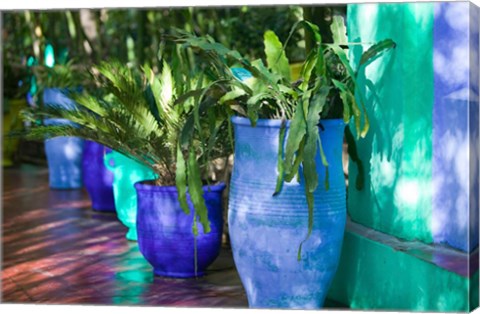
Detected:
[432,2,478,251]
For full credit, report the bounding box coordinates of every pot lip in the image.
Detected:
[44,86,83,94]
[134,180,227,193]
[231,116,345,128]
[104,151,138,164]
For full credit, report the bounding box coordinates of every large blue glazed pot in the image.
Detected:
[82,140,116,212]
[228,116,346,309]
[104,151,157,241]
[43,88,84,189]
[134,181,225,278]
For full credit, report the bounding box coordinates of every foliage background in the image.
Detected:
[2,5,347,99]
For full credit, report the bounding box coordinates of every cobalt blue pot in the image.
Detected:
[228,116,346,309]
[43,88,84,189]
[134,181,225,278]
[82,140,116,212]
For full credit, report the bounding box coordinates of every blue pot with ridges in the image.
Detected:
[43,88,84,189]
[134,181,225,278]
[228,116,346,309]
[82,140,115,211]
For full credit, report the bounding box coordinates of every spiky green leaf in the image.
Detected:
[187,149,210,235]
[284,136,305,182]
[264,30,291,81]
[176,143,190,215]
[359,39,396,68]
[219,88,247,105]
[299,49,318,92]
[284,101,307,178]
[273,119,287,196]
[331,16,348,44]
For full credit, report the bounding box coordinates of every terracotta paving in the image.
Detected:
[1,164,248,308]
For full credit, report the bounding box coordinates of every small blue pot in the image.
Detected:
[228,117,346,309]
[82,140,115,212]
[43,88,79,110]
[44,137,84,189]
[135,181,225,278]
[43,88,84,189]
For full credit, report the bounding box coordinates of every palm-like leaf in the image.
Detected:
[173,20,395,258]
[22,59,233,234]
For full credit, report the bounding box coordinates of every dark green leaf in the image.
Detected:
[283,101,307,177]
[187,149,210,234]
[176,143,190,214]
[297,190,314,261]
[359,39,396,68]
[219,89,247,104]
[299,49,318,91]
[296,86,330,257]
[317,134,330,190]
[273,119,287,196]
[284,136,305,182]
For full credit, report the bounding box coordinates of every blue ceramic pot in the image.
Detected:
[44,137,84,189]
[104,151,157,241]
[228,117,346,309]
[82,140,115,212]
[43,88,79,109]
[134,181,225,278]
[43,88,84,189]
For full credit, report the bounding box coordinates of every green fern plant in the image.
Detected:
[21,59,233,235]
[174,17,395,257]
[33,60,90,93]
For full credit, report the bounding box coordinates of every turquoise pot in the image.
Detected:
[228,117,346,309]
[104,151,156,240]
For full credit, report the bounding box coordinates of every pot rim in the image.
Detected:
[231,116,345,128]
[104,151,142,168]
[134,180,227,193]
[44,86,83,94]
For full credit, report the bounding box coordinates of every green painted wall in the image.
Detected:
[328,229,474,311]
[347,3,434,244]
[471,270,479,311]
[330,4,478,311]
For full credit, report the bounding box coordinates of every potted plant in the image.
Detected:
[33,60,88,189]
[175,17,395,308]
[21,59,232,278]
[35,60,118,212]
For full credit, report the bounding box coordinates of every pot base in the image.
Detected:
[92,206,116,213]
[49,185,83,190]
[126,228,137,241]
[153,269,205,278]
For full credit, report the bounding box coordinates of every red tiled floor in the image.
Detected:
[2,164,248,307]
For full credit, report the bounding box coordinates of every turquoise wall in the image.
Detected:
[347,3,434,245]
[347,1,479,253]
[329,2,479,311]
